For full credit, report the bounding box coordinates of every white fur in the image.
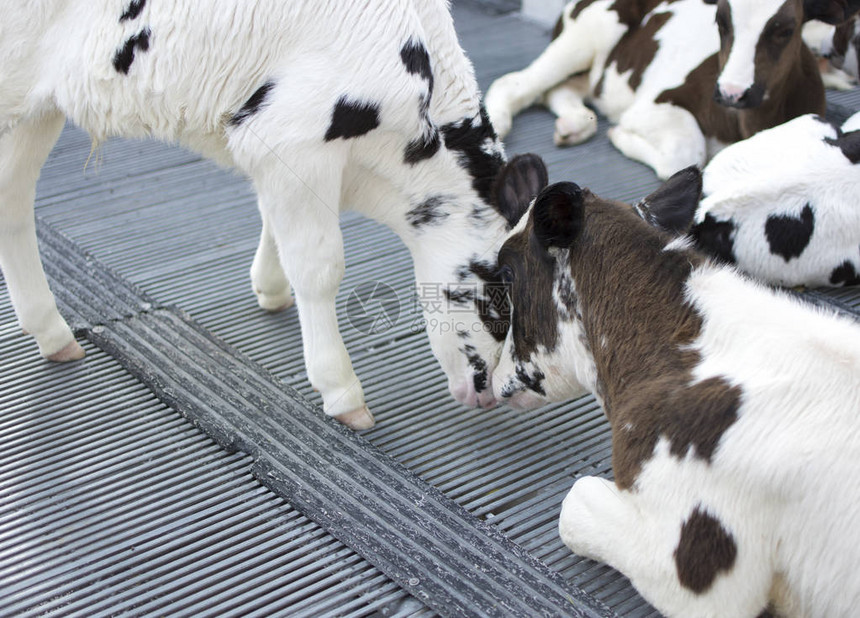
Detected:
[0,0,513,426]
[699,112,860,287]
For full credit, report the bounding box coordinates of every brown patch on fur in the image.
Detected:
[831,18,855,60]
[570,0,668,26]
[595,11,672,97]
[552,13,566,41]
[498,226,560,361]
[674,506,738,593]
[561,193,741,489]
[655,54,745,143]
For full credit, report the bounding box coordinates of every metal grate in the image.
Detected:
[0,307,428,618]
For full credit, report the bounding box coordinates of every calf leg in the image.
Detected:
[559,476,772,618]
[0,111,83,361]
[485,24,597,138]
[252,154,372,430]
[544,75,598,146]
[250,214,293,311]
[608,102,707,179]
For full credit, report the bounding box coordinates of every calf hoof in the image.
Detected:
[559,476,618,562]
[255,289,294,312]
[334,405,376,431]
[46,340,86,362]
[554,113,597,146]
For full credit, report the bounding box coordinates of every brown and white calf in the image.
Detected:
[0,0,549,429]
[491,165,860,617]
[486,0,860,178]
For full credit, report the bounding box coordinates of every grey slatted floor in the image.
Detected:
[3,3,860,617]
[0,302,427,617]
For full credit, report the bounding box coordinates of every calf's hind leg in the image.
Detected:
[250,213,294,312]
[559,476,772,618]
[0,111,83,361]
[544,75,598,146]
[609,102,706,179]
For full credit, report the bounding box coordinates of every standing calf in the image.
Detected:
[492,165,860,617]
[0,0,548,428]
[486,0,860,178]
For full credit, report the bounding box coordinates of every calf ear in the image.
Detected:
[804,0,860,24]
[493,153,549,227]
[634,166,702,235]
[532,182,584,249]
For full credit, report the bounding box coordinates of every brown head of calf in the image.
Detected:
[660,0,860,142]
[493,168,748,488]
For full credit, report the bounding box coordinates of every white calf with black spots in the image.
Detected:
[485,0,860,179]
[645,113,860,287]
[492,168,860,617]
[0,0,549,428]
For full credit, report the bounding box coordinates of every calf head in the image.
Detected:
[420,150,549,409]
[713,0,860,108]
[492,169,704,409]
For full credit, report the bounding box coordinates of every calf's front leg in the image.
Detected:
[0,111,84,361]
[253,155,372,430]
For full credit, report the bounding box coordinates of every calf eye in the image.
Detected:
[499,265,514,285]
[768,22,794,41]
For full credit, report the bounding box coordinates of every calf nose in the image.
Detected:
[714,81,747,107]
[449,375,498,409]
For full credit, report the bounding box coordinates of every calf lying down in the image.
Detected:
[485,0,859,179]
[492,165,860,617]
[662,112,860,288]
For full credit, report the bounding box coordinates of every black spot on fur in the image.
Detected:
[120,0,146,21]
[407,195,450,228]
[464,345,490,393]
[324,97,381,142]
[445,288,476,305]
[825,129,860,163]
[112,28,150,75]
[441,106,505,204]
[830,260,860,286]
[401,39,433,83]
[516,364,546,396]
[404,130,441,165]
[229,81,275,127]
[674,506,737,594]
[765,204,815,262]
[692,214,737,264]
[401,40,437,165]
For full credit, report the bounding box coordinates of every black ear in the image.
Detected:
[493,153,549,227]
[826,129,860,163]
[803,0,860,23]
[532,182,584,249]
[634,166,702,235]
